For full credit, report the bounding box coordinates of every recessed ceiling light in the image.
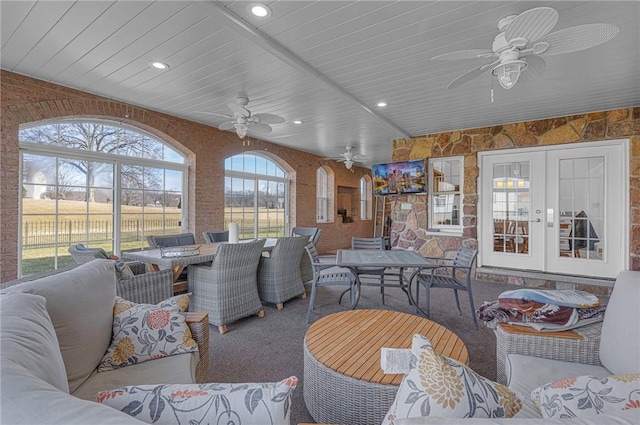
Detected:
[149,61,169,70]
[377,102,387,107]
[248,3,272,18]
[293,120,303,124]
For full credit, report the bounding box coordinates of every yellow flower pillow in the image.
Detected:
[98,301,197,372]
[382,334,522,424]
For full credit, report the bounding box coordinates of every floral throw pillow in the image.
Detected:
[98,302,197,372]
[113,294,190,316]
[96,376,298,425]
[531,373,640,418]
[382,334,522,424]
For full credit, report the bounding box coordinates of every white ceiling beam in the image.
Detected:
[195,0,411,139]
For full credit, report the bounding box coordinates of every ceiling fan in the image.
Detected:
[324,147,368,170]
[432,7,619,90]
[198,97,285,139]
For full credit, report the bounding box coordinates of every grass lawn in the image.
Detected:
[20,199,285,275]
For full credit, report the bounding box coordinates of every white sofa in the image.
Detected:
[0,260,204,424]
[395,270,640,425]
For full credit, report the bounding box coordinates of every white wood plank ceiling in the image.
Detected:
[2,1,639,167]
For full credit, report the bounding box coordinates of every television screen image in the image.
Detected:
[372,159,427,196]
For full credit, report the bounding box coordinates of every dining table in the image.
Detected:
[122,238,278,284]
[335,248,439,309]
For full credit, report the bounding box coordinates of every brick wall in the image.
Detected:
[390,109,640,288]
[0,71,374,281]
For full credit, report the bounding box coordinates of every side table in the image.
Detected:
[304,309,467,425]
[495,321,603,385]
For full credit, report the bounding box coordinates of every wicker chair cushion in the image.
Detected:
[531,373,640,418]
[382,334,523,425]
[96,376,299,425]
[0,292,69,393]
[2,260,116,394]
[98,301,197,372]
[599,271,640,375]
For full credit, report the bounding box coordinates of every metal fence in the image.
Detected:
[22,217,181,249]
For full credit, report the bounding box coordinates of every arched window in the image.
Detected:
[224,153,288,238]
[19,120,187,275]
[360,175,373,220]
[316,166,335,223]
[317,168,328,222]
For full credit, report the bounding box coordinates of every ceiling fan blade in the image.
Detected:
[519,55,546,83]
[432,49,494,61]
[228,102,250,117]
[252,113,285,125]
[218,121,236,131]
[196,111,233,119]
[505,7,558,44]
[251,122,272,133]
[447,65,490,89]
[538,23,619,56]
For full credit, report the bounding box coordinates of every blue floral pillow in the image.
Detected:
[97,376,299,425]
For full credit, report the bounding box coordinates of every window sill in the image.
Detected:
[425,229,463,237]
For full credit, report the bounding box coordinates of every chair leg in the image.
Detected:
[218,325,228,334]
[258,309,265,318]
[301,292,307,300]
[276,303,284,310]
[466,282,478,330]
[453,289,462,315]
[424,283,431,319]
[306,283,319,324]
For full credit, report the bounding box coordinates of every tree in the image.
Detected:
[20,123,163,201]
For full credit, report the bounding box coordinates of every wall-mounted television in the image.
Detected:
[372,159,427,196]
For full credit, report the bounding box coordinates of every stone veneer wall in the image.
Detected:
[0,71,373,281]
[390,108,640,293]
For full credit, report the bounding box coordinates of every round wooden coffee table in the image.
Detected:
[303,309,468,425]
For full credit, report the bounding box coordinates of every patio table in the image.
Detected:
[122,238,278,283]
[336,249,438,308]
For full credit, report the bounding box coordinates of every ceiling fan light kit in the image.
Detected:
[200,96,285,140]
[492,56,528,89]
[324,147,370,171]
[433,7,619,91]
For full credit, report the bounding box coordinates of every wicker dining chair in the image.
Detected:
[202,230,229,243]
[292,227,323,283]
[188,238,266,334]
[413,246,479,329]
[305,243,355,324]
[68,243,145,275]
[351,237,388,303]
[257,236,310,310]
[291,227,322,245]
[146,233,196,248]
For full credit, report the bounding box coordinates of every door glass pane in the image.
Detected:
[558,157,604,260]
[492,161,530,254]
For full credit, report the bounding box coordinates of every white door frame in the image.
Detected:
[478,139,629,278]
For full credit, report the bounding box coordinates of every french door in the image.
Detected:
[480,140,627,278]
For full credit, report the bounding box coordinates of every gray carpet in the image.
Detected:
[206,269,520,424]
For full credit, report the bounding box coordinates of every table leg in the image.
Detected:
[171,265,186,282]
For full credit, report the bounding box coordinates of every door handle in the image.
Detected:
[530,218,541,223]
